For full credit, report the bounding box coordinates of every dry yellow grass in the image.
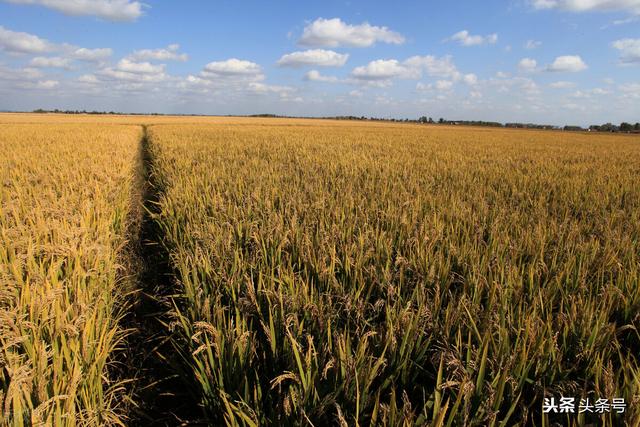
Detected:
[0,123,140,426]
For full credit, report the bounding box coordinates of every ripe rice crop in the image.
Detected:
[1,115,638,426]
[0,123,141,426]
[148,122,640,426]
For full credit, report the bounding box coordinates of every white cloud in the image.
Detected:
[531,0,640,14]
[298,18,404,48]
[248,82,294,96]
[304,69,340,82]
[435,80,454,90]
[448,30,498,46]
[612,38,640,63]
[116,58,165,74]
[569,87,611,98]
[100,67,168,83]
[0,26,112,66]
[127,44,188,62]
[518,57,538,72]
[0,64,43,81]
[404,55,462,80]
[350,55,467,88]
[71,47,112,61]
[29,56,72,69]
[525,40,542,49]
[34,79,58,89]
[546,55,587,72]
[204,58,262,76]
[351,59,416,80]
[278,49,348,67]
[569,89,591,98]
[77,74,99,84]
[3,0,144,22]
[618,82,640,98]
[463,73,478,85]
[182,58,267,94]
[488,76,540,95]
[549,80,576,88]
[0,25,52,53]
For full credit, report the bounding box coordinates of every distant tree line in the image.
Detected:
[588,122,640,133]
[28,109,640,133]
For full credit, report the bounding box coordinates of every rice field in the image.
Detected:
[1,114,639,426]
[0,122,141,426]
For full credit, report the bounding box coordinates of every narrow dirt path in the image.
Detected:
[123,125,201,426]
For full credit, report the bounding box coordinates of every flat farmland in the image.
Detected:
[1,114,639,426]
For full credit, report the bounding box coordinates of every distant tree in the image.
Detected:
[438,118,444,124]
[635,122,640,131]
[620,122,633,132]
[418,116,428,123]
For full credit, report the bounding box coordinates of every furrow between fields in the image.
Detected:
[124,125,199,426]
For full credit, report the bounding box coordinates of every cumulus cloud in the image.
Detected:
[203,58,262,76]
[298,18,404,48]
[127,44,188,62]
[546,55,588,72]
[304,69,340,82]
[29,56,72,69]
[531,0,640,14]
[70,47,112,61]
[448,30,498,46]
[0,25,112,68]
[181,58,268,95]
[116,58,165,74]
[3,0,144,22]
[612,38,640,63]
[351,59,416,80]
[404,55,462,80]
[99,67,168,83]
[435,80,454,90]
[488,76,540,95]
[0,63,62,91]
[349,55,467,89]
[463,73,478,85]
[77,74,100,84]
[0,25,52,54]
[518,57,538,72]
[248,82,294,96]
[277,49,348,67]
[0,64,43,81]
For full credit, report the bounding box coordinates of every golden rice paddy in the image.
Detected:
[1,114,638,426]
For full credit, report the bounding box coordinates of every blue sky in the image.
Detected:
[0,0,639,125]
